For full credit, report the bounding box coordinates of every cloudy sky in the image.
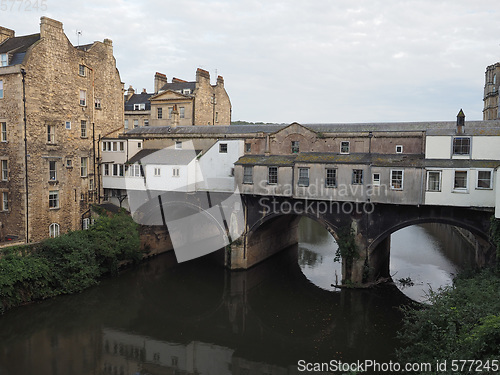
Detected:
[3,0,500,123]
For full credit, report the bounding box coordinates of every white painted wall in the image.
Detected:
[425,136,451,159]
[101,138,143,164]
[424,168,496,207]
[472,137,500,159]
[196,140,244,192]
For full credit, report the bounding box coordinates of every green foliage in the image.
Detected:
[335,226,359,268]
[489,216,500,262]
[0,210,141,314]
[397,269,500,371]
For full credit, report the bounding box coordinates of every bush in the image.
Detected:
[397,269,500,371]
[0,210,141,314]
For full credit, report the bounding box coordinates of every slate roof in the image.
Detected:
[159,81,196,93]
[0,33,40,66]
[128,148,201,165]
[124,92,153,111]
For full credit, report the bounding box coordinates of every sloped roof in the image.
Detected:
[124,92,153,111]
[0,33,40,66]
[159,81,196,93]
[128,148,201,165]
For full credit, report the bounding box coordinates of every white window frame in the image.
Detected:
[476,169,493,190]
[395,145,403,153]
[1,191,8,211]
[390,169,404,190]
[49,160,57,181]
[0,80,3,99]
[49,191,59,209]
[79,90,87,106]
[49,223,60,238]
[175,141,182,149]
[78,64,85,76]
[144,119,149,127]
[133,119,139,128]
[325,168,337,187]
[268,167,278,185]
[291,141,300,154]
[103,163,109,176]
[219,143,228,153]
[452,137,471,156]
[372,173,381,186]
[124,119,129,129]
[134,103,145,110]
[94,98,102,109]
[157,107,163,119]
[183,89,191,95]
[298,167,309,187]
[1,122,6,142]
[352,169,363,184]
[65,121,71,130]
[47,125,56,144]
[340,141,350,154]
[1,160,8,181]
[453,170,468,192]
[0,54,7,67]
[243,166,253,184]
[180,107,185,118]
[426,170,442,192]
[81,120,87,138]
[154,167,161,176]
[81,157,88,177]
[172,168,180,177]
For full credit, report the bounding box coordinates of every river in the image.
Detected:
[0,219,475,375]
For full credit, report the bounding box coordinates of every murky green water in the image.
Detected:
[0,219,474,374]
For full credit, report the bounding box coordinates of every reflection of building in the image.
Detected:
[483,62,500,120]
[123,68,232,129]
[0,17,123,242]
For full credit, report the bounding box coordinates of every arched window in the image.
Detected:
[49,223,60,238]
[494,73,497,85]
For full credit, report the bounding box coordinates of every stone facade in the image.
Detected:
[125,68,231,128]
[0,17,123,242]
[483,62,500,120]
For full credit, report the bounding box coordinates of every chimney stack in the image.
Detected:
[456,109,465,134]
[154,72,168,94]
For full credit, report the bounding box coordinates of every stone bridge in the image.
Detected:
[226,194,495,286]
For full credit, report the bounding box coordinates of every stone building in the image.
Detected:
[124,68,231,128]
[483,62,500,120]
[0,17,123,242]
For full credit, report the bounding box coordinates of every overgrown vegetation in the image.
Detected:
[397,268,500,372]
[0,210,141,314]
[335,226,359,282]
[489,216,500,263]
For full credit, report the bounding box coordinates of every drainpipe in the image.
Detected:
[21,68,29,242]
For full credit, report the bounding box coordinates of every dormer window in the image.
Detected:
[183,89,191,95]
[0,54,8,67]
[134,103,145,110]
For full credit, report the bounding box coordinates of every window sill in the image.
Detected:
[49,207,60,210]
[48,180,59,185]
[452,189,469,194]
[476,187,493,190]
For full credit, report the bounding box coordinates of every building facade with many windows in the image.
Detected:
[0,17,123,242]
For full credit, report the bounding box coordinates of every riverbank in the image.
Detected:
[397,267,500,369]
[0,210,142,314]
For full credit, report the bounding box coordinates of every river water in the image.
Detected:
[0,219,475,375]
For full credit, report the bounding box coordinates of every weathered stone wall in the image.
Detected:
[0,17,123,242]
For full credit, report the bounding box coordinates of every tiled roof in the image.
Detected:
[159,81,196,93]
[128,148,201,165]
[0,33,40,66]
[124,93,153,111]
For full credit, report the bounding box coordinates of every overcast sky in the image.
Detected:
[3,0,500,123]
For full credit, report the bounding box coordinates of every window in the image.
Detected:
[215,112,219,123]
[427,171,441,191]
[0,54,7,67]
[390,170,404,190]
[49,191,59,209]
[326,168,337,187]
[352,169,363,184]
[133,119,139,128]
[128,164,143,177]
[452,137,470,155]
[79,90,87,106]
[81,157,88,177]
[396,145,403,153]
[372,173,381,186]
[82,218,91,230]
[49,223,60,238]
[175,141,182,149]
[291,141,300,154]
[298,168,309,187]
[81,120,87,138]
[119,142,124,151]
[243,166,253,184]
[0,80,3,99]
[78,64,85,76]
[103,164,109,176]
[183,89,191,95]
[454,170,468,190]
[95,98,101,109]
[157,107,163,119]
[134,103,145,110]
[138,142,142,148]
[172,168,180,177]
[341,141,350,154]
[168,107,173,119]
[245,143,251,153]
[180,107,185,118]
[154,167,161,176]
[268,167,278,184]
[144,119,149,126]
[66,159,72,168]
[49,161,57,180]
[124,119,129,129]
[47,125,55,143]
[1,160,7,181]
[1,192,7,211]
[112,164,124,176]
[477,170,492,189]
[219,143,228,153]
[1,122,6,142]
[65,121,71,130]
